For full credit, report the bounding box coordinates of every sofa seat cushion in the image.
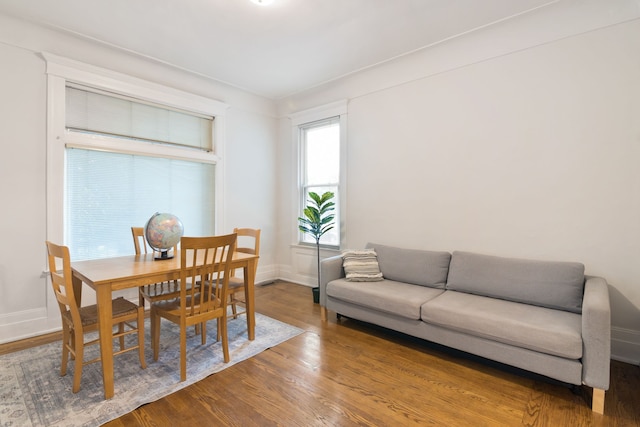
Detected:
[326,278,445,320]
[446,251,585,313]
[365,243,451,288]
[421,291,582,359]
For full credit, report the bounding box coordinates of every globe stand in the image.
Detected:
[154,250,173,260]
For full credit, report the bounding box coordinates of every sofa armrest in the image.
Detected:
[320,254,344,307]
[581,276,611,390]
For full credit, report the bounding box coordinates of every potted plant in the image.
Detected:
[298,191,335,303]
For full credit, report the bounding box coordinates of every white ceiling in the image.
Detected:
[0,0,556,99]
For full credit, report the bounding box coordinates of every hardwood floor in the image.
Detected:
[3,281,639,426]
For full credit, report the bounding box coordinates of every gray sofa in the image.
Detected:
[319,243,611,414]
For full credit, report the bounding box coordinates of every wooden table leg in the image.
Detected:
[244,259,256,341]
[96,285,114,399]
[71,274,83,308]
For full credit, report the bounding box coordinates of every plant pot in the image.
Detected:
[312,287,320,304]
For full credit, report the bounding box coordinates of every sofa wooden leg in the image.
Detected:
[320,306,327,322]
[592,388,605,414]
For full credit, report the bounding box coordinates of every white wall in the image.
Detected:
[277,1,640,363]
[0,13,279,343]
[225,106,279,278]
[0,42,48,330]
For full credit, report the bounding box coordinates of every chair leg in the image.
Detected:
[230,294,238,319]
[70,331,76,361]
[72,329,84,393]
[220,315,229,363]
[137,307,146,369]
[180,324,187,382]
[151,309,161,361]
[118,322,125,351]
[60,324,70,376]
[230,290,246,319]
[201,322,207,345]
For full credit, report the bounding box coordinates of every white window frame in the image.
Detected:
[290,100,347,249]
[44,52,229,252]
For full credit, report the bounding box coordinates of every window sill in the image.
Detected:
[290,243,341,254]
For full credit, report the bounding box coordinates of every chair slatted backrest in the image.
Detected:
[232,227,260,275]
[46,241,82,329]
[132,226,178,256]
[180,234,236,318]
[131,227,148,255]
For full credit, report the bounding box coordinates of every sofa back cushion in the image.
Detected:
[446,251,585,313]
[365,243,451,288]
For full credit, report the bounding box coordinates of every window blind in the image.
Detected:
[65,85,213,151]
[66,148,216,261]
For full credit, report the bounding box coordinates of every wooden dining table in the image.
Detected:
[70,250,258,399]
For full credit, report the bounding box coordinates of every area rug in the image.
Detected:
[0,312,303,427]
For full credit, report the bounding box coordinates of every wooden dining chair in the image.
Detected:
[131,226,148,256]
[45,241,146,393]
[227,227,261,319]
[150,233,237,382]
[132,226,180,309]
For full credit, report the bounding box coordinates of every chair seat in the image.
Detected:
[152,293,222,314]
[202,277,243,291]
[63,296,139,327]
[228,277,245,290]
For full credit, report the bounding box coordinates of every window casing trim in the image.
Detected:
[42,52,226,117]
[289,100,347,127]
[289,100,347,249]
[44,52,229,248]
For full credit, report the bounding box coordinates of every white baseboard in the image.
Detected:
[0,307,60,344]
[276,265,316,287]
[255,265,280,285]
[611,327,640,365]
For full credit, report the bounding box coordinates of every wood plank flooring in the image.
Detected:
[3,281,639,426]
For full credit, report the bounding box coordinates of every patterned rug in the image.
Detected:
[0,312,303,427]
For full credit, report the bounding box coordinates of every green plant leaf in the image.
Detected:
[298,191,336,242]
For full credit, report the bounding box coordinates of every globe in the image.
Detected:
[144,212,184,259]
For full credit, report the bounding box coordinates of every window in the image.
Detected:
[63,84,217,260]
[45,53,228,261]
[300,118,340,246]
[291,100,347,248]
